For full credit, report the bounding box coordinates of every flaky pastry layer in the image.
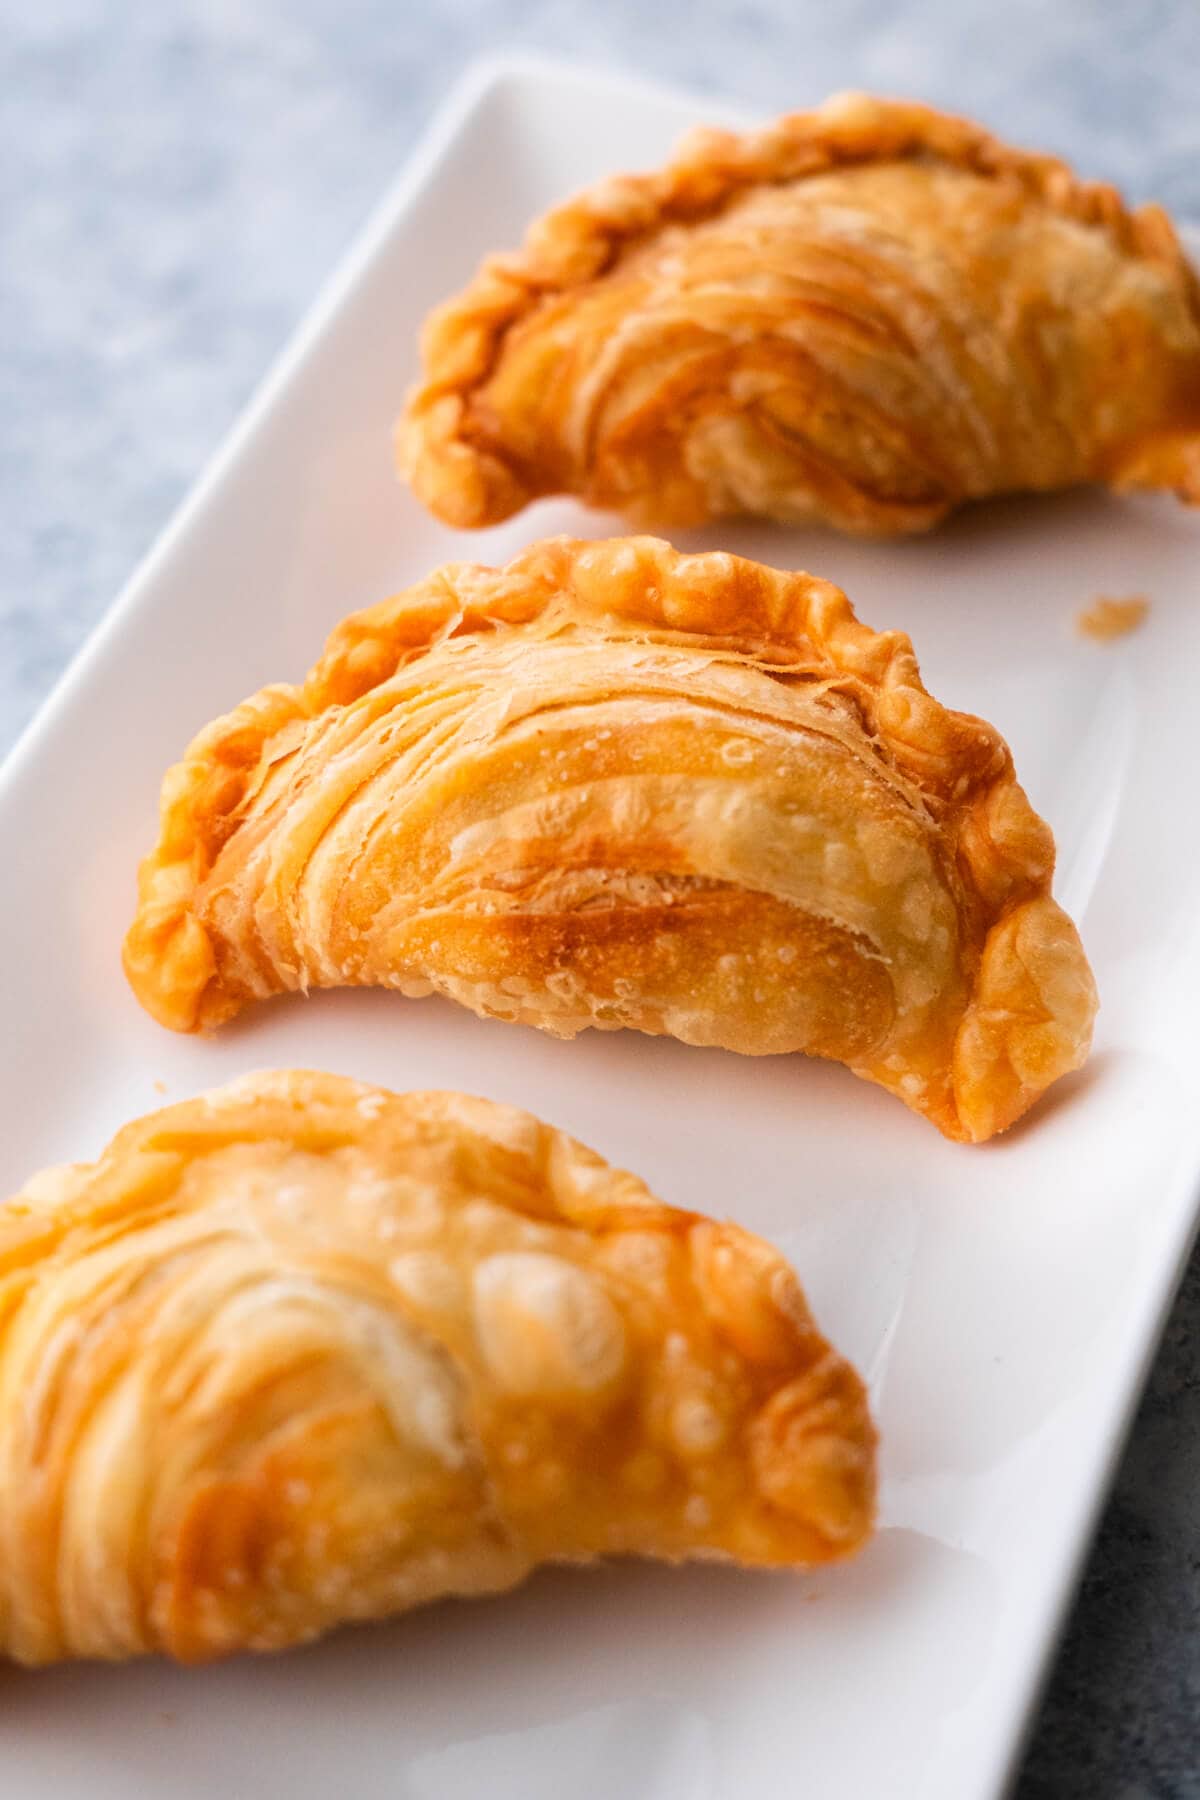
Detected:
[123,537,1097,1142]
[399,92,1200,532]
[0,1071,875,1664]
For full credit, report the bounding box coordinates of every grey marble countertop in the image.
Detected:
[3,2,1199,1793]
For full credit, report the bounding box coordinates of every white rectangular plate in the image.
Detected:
[4,56,1199,1800]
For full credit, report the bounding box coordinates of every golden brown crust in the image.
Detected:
[0,1072,875,1664]
[124,684,310,1031]
[123,537,1097,1141]
[399,92,1200,531]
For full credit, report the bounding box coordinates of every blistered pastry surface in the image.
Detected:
[400,93,1200,532]
[0,1072,875,1663]
[123,538,1096,1140]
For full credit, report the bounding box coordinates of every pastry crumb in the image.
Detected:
[152,1079,168,1094]
[1077,595,1149,641]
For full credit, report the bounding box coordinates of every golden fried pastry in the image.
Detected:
[400,93,1200,534]
[124,537,1096,1142]
[0,1071,875,1665]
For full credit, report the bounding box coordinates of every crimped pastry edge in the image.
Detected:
[398,91,1200,528]
[2,1071,657,1250]
[121,536,1094,1140]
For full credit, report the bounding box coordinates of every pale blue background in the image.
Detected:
[4,3,1199,1793]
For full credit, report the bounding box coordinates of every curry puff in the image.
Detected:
[400,93,1200,534]
[0,1072,875,1664]
[124,537,1097,1142]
